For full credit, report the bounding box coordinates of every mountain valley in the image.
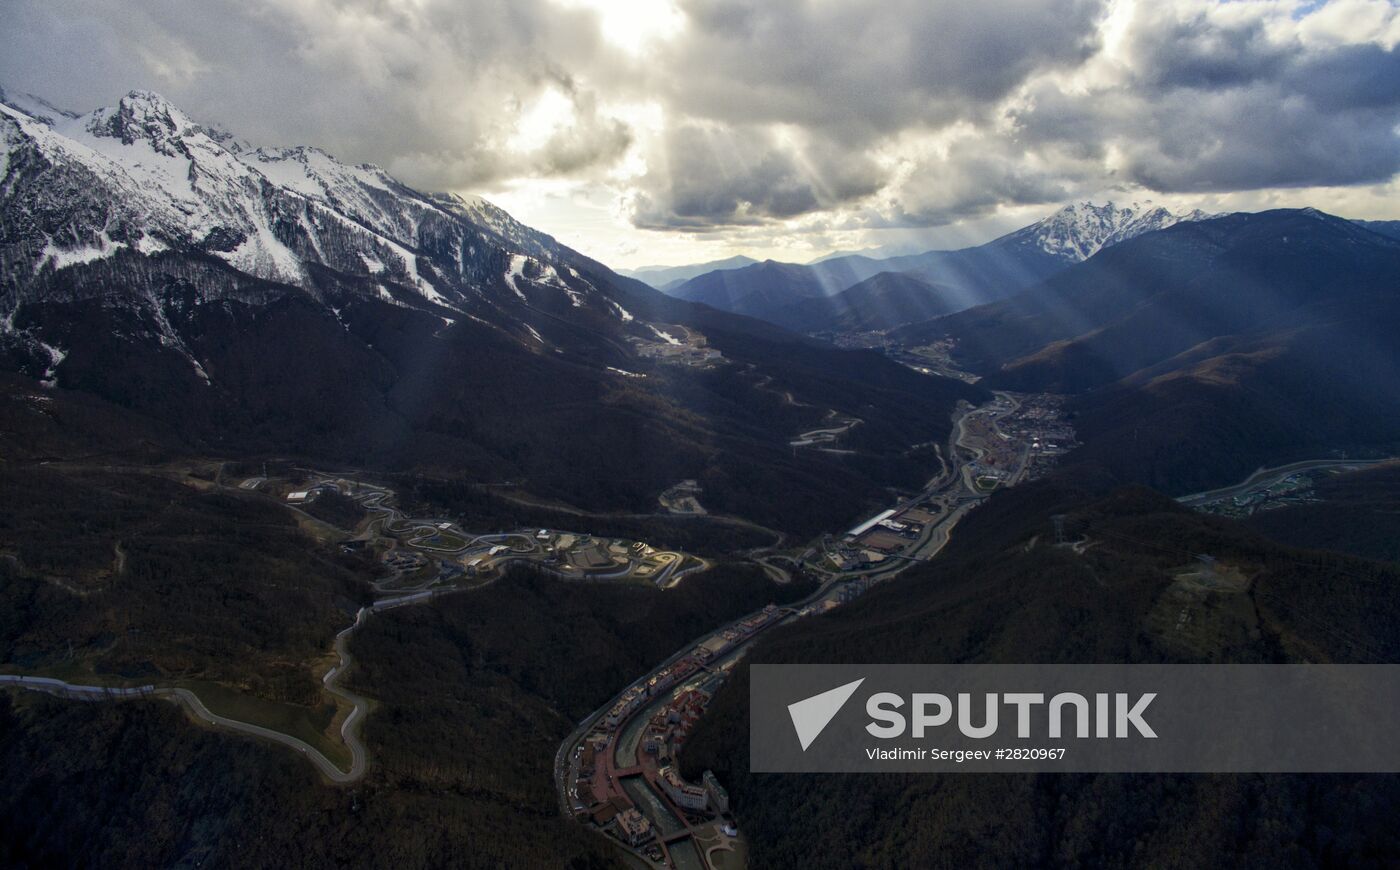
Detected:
[2,59,1399,870]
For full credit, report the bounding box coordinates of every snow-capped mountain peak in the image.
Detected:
[1018,200,1213,263]
[1,85,667,386]
[1,87,571,290]
[84,90,201,153]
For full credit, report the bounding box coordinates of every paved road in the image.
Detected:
[2,477,471,787]
[0,671,367,782]
[1175,457,1397,507]
[0,587,464,784]
[854,392,1025,575]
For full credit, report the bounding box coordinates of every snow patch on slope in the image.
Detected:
[537,262,585,307]
[502,253,592,307]
[37,231,126,272]
[650,327,682,345]
[37,341,66,388]
[504,254,529,300]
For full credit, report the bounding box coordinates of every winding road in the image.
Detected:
[0,475,487,785]
[1,469,722,785]
[1175,457,1397,507]
[0,675,368,781]
[0,587,454,784]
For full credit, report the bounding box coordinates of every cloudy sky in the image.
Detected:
[4,0,1399,268]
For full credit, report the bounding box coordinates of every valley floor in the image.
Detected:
[555,387,1075,867]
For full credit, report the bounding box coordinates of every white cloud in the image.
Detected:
[551,0,687,56]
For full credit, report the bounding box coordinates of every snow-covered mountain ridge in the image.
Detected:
[1006,200,1214,263]
[0,87,639,339]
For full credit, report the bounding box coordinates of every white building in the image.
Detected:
[846,509,897,538]
[658,765,709,811]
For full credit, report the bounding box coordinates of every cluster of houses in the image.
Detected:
[694,604,783,663]
[577,605,789,855]
[605,656,706,729]
[600,602,784,734]
[642,687,709,760]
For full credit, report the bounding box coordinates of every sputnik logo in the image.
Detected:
[787,677,865,751]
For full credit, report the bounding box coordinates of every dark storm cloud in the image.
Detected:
[1009,3,1400,195]
[667,0,1107,135]
[628,0,1109,228]
[1297,42,1400,110]
[887,139,1084,227]
[628,0,1400,231]
[626,124,887,230]
[1117,82,1400,192]
[1126,5,1290,90]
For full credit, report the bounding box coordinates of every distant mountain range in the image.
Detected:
[0,86,980,533]
[643,199,1400,502]
[664,201,1212,332]
[621,248,910,292]
[1356,219,1400,241]
[618,255,759,291]
[780,271,959,333]
[899,208,1400,493]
